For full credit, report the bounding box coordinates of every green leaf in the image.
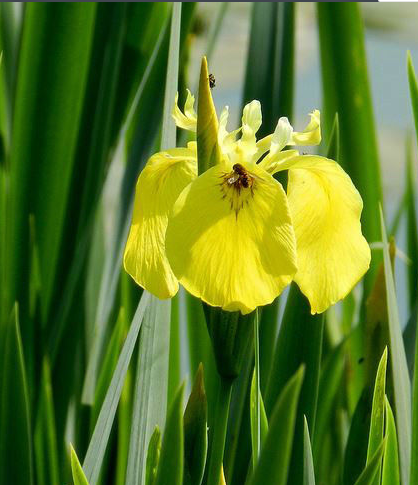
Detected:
[366,348,387,485]
[380,207,411,485]
[317,3,382,284]
[251,309,261,469]
[382,397,400,485]
[404,133,418,310]
[249,366,305,485]
[168,293,181,408]
[80,19,170,403]
[343,388,372,485]
[34,359,59,485]
[303,417,315,485]
[83,292,150,485]
[313,337,345,459]
[184,364,208,485]
[411,224,418,484]
[354,440,386,485]
[125,297,172,485]
[265,284,324,485]
[0,304,33,485]
[250,370,268,470]
[408,51,418,146]
[71,445,90,485]
[243,3,295,128]
[146,427,162,485]
[126,2,182,479]
[326,113,340,161]
[7,3,97,322]
[155,383,185,485]
[91,307,127,428]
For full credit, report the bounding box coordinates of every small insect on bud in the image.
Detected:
[208,73,216,89]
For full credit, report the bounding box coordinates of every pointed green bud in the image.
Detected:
[197,56,222,174]
[183,364,208,485]
[146,427,162,485]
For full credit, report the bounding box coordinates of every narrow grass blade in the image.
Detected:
[380,207,411,485]
[314,338,346,461]
[168,293,181,408]
[7,3,97,323]
[125,297,172,485]
[303,417,316,485]
[411,255,418,484]
[382,397,400,485]
[326,113,340,161]
[354,440,386,485]
[145,427,161,485]
[265,284,324,485]
[366,348,387,485]
[252,309,261,468]
[125,4,181,482]
[82,292,150,485]
[34,359,59,485]
[405,134,418,310]
[250,370,269,470]
[91,308,127,428]
[81,22,169,404]
[0,304,33,485]
[71,445,90,485]
[154,384,185,485]
[184,364,208,485]
[249,366,305,485]
[243,2,295,128]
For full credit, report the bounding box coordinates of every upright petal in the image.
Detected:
[279,155,370,313]
[239,100,262,157]
[172,90,197,132]
[124,146,197,299]
[165,162,297,314]
[289,110,321,146]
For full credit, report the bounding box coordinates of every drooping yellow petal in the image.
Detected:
[289,109,321,146]
[278,155,370,313]
[165,161,297,314]
[124,145,197,299]
[172,90,197,132]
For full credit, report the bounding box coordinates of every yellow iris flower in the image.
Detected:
[124,89,370,315]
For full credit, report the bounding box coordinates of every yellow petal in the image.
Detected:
[239,100,262,157]
[165,161,297,314]
[290,109,321,146]
[258,149,299,175]
[172,90,197,132]
[281,155,371,313]
[123,146,197,298]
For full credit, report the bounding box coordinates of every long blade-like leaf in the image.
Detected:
[83,292,150,485]
[125,6,182,483]
[303,417,316,485]
[380,207,411,485]
[249,366,305,485]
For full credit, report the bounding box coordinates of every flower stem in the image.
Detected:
[207,376,233,485]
